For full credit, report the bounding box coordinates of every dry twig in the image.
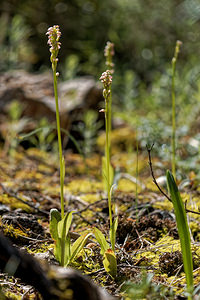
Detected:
[146,144,200,216]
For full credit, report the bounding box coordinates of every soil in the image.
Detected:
[0,146,200,299]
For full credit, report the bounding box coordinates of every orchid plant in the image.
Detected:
[46,25,91,267]
[93,42,118,278]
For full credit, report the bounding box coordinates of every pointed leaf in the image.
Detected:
[58,211,74,239]
[54,238,62,262]
[70,233,92,264]
[93,227,109,256]
[102,156,114,191]
[110,216,118,251]
[103,249,117,278]
[54,236,70,266]
[166,170,193,295]
[50,208,61,240]
[64,236,71,266]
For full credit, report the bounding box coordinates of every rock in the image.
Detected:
[0,70,103,130]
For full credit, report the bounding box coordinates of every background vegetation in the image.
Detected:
[1,0,200,162]
[1,0,200,78]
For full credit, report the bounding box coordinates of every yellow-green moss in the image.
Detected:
[66,179,103,194]
[117,178,140,193]
[0,218,29,243]
[97,126,136,153]
[4,291,21,300]
[27,242,54,255]
[135,236,181,268]
[0,194,32,212]
[81,193,102,203]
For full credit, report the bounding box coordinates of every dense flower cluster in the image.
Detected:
[100,70,112,86]
[104,41,114,58]
[100,70,112,100]
[104,41,115,71]
[46,25,61,70]
[172,40,182,64]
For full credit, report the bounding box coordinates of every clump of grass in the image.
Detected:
[171,40,182,179]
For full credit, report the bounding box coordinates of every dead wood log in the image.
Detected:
[0,233,114,300]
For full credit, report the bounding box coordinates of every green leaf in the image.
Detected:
[93,227,109,256]
[55,236,71,266]
[69,233,92,264]
[110,216,118,251]
[58,211,74,240]
[166,170,193,296]
[49,208,61,241]
[64,236,71,266]
[54,238,62,262]
[103,249,117,278]
[102,156,114,191]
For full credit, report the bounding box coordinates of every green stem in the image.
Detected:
[106,47,113,151]
[171,59,176,179]
[108,91,112,149]
[53,69,65,267]
[53,70,64,219]
[105,99,112,230]
[135,131,139,221]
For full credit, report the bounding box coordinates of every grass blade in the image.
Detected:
[70,233,92,263]
[93,227,109,255]
[166,170,193,298]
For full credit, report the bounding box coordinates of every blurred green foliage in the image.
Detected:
[121,272,175,299]
[1,0,200,81]
[1,0,200,154]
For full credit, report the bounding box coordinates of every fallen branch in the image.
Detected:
[146,144,200,216]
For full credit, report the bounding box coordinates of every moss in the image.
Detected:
[27,242,54,255]
[186,196,200,220]
[0,194,31,212]
[145,178,161,192]
[81,193,101,203]
[117,178,139,193]
[135,236,181,268]
[118,203,129,212]
[26,147,52,160]
[0,218,29,243]
[112,152,146,175]
[66,179,103,194]
[189,221,200,235]
[70,248,101,274]
[153,198,173,211]
[135,235,200,296]
[97,126,136,153]
[4,291,21,300]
